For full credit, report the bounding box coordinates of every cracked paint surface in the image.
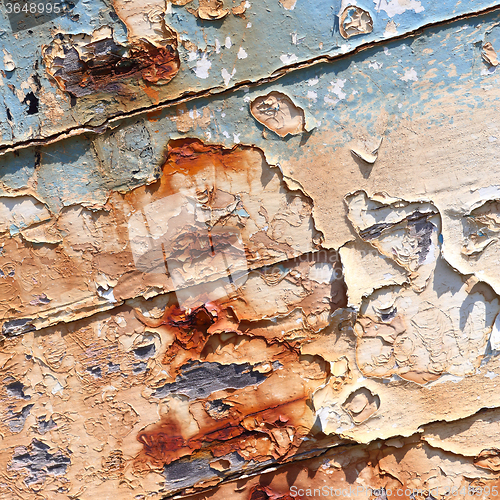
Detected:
[2,1,500,500]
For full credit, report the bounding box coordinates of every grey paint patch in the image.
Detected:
[152,361,267,399]
[86,366,102,378]
[2,318,35,336]
[6,404,34,433]
[205,399,232,419]
[133,344,156,359]
[37,416,57,435]
[107,362,121,373]
[6,380,30,400]
[133,362,148,374]
[164,452,246,490]
[9,439,71,486]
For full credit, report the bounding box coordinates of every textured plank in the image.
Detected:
[1,2,500,500]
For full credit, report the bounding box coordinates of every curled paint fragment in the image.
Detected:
[2,51,15,72]
[250,91,305,137]
[482,42,499,66]
[475,449,500,471]
[232,1,248,16]
[342,387,380,424]
[351,137,383,164]
[339,6,373,39]
[0,195,51,236]
[196,0,229,20]
[462,199,500,256]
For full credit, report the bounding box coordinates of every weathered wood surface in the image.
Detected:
[2,1,500,499]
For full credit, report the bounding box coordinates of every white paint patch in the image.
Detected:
[476,185,500,199]
[223,131,230,139]
[2,50,15,71]
[307,91,317,102]
[400,67,418,82]
[374,0,424,17]
[280,53,298,64]
[225,36,232,49]
[245,1,251,7]
[233,133,241,144]
[194,54,211,79]
[188,109,200,120]
[481,66,497,76]
[188,51,198,62]
[309,263,335,284]
[307,77,319,86]
[98,287,117,303]
[427,374,464,386]
[368,61,383,70]
[221,67,236,86]
[489,136,498,143]
[340,44,350,53]
[490,313,500,350]
[51,381,64,394]
[0,195,51,235]
[486,371,498,379]
[324,95,337,105]
[329,78,347,100]
[215,38,221,54]
[246,22,252,28]
[384,47,391,55]
[237,47,248,59]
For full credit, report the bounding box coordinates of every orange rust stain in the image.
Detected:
[142,81,160,103]
[123,139,258,207]
[146,108,165,121]
[133,308,321,468]
[136,303,219,364]
[136,395,313,467]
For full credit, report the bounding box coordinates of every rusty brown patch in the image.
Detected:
[42,30,179,97]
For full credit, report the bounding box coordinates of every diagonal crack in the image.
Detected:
[1,3,500,157]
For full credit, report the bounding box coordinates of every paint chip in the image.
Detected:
[339,6,373,39]
[482,42,499,67]
[194,54,212,79]
[280,53,298,64]
[221,67,236,86]
[400,68,418,82]
[250,91,305,137]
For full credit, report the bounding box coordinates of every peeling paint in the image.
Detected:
[2,2,500,499]
[250,92,305,137]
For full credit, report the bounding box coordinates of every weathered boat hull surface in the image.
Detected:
[2,0,500,499]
